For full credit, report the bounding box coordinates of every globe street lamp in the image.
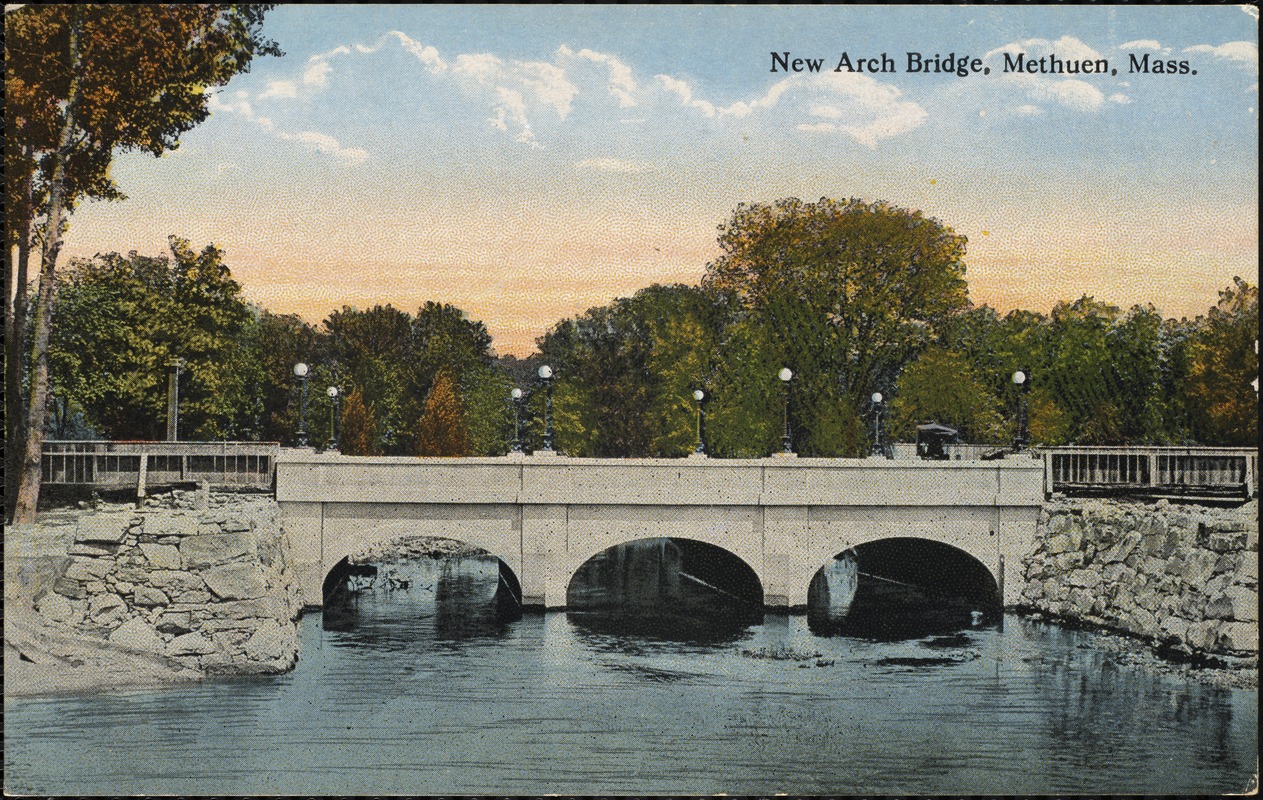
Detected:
[510,387,524,453]
[870,391,884,457]
[293,362,310,448]
[166,357,184,442]
[1012,369,1030,452]
[326,385,340,452]
[692,388,707,456]
[779,367,794,454]
[538,365,555,452]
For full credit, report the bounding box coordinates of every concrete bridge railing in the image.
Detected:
[275,453,1045,611]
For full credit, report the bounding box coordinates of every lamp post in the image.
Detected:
[293,362,310,448]
[779,367,794,454]
[326,385,340,452]
[870,391,884,457]
[538,365,554,452]
[692,388,707,456]
[1012,369,1030,452]
[165,357,184,442]
[510,387,524,453]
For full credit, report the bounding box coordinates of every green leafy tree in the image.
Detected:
[47,238,254,440]
[415,368,468,456]
[888,348,1004,443]
[703,197,970,455]
[1181,278,1258,445]
[339,388,380,456]
[6,4,280,522]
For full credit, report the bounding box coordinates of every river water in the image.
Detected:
[5,554,1257,795]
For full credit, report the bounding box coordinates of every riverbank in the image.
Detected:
[5,490,302,699]
[1020,496,1258,689]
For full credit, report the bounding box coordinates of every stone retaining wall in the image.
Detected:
[1021,498,1258,658]
[31,491,302,675]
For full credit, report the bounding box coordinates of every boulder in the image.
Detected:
[156,611,194,634]
[166,632,218,656]
[133,586,172,607]
[244,619,293,662]
[1214,622,1258,654]
[202,563,266,600]
[64,557,113,582]
[36,592,80,625]
[89,593,127,617]
[148,569,206,593]
[139,543,181,570]
[180,533,255,569]
[53,577,86,599]
[68,542,120,557]
[109,618,166,654]
[153,514,203,537]
[1206,587,1259,622]
[1066,569,1103,589]
[74,514,130,544]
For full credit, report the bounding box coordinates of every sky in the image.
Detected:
[57,5,1259,356]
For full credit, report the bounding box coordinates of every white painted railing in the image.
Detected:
[41,440,279,493]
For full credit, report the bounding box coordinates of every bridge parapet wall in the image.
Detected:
[276,454,1044,610]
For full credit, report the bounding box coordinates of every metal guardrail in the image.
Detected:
[42,440,280,494]
[1037,446,1258,499]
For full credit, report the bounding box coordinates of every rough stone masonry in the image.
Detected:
[26,491,302,676]
[1021,497,1258,659]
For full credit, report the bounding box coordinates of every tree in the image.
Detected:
[415,368,468,456]
[888,348,1004,444]
[46,238,254,440]
[702,197,970,455]
[6,4,280,522]
[1181,278,1258,445]
[339,388,380,456]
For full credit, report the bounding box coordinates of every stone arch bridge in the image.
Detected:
[276,454,1045,611]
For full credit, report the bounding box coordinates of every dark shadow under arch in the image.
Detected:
[808,537,1001,640]
[566,537,763,642]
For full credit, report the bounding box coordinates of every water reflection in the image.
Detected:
[566,538,763,642]
[808,539,1003,640]
[324,556,521,645]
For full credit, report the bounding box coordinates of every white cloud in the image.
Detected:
[1108,93,1132,105]
[1118,39,1169,55]
[303,60,333,88]
[1015,104,1043,116]
[1183,41,1259,68]
[275,131,369,165]
[576,158,648,173]
[985,35,1105,64]
[209,90,367,165]
[561,46,638,107]
[258,81,297,100]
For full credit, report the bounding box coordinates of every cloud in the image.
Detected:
[985,35,1104,64]
[258,81,297,100]
[1183,41,1259,68]
[209,90,368,165]
[1108,93,1132,105]
[1118,39,1170,55]
[274,131,369,165]
[575,158,648,173]
[560,46,637,107]
[1015,104,1043,116]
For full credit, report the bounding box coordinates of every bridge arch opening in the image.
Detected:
[566,537,764,641]
[807,537,1001,640]
[322,536,522,639]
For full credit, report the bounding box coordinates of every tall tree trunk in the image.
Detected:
[12,7,84,524]
[5,148,36,523]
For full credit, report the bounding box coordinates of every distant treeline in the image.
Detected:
[41,200,1258,456]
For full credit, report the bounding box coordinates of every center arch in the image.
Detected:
[565,537,764,638]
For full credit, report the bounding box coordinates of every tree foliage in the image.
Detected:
[339,388,380,456]
[415,368,468,456]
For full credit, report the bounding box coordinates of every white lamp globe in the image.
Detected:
[872,392,883,404]
[778,367,793,382]
[693,389,705,402]
[511,388,523,399]
[538,365,553,380]
[327,386,338,398]
[293,362,309,378]
[1012,370,1027,386]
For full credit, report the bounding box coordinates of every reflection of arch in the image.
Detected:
[844,537,1001,608]
[566,536,764,609]
[321,530,523,609]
